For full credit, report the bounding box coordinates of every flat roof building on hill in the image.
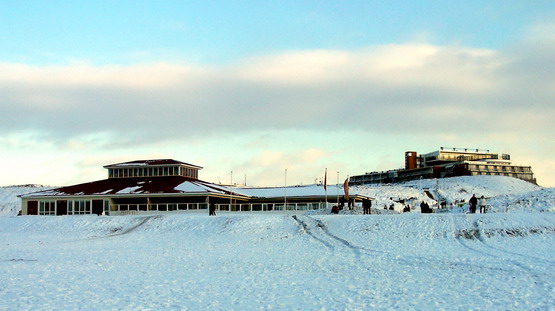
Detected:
[350,147,536,186]
[20,159,369,216]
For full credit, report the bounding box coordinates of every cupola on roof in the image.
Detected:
[103,159,202,179]
[103,159,203,169]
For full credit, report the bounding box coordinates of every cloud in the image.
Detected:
[1,37,554,156]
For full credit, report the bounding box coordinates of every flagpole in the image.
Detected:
[284,169,287,210]
[344,175,350,210]
[336,171,339,204]
[324,168,328,209]
[230,170,233,210]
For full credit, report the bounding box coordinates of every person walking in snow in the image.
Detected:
[362,198,372,214]
[209,203,216,216]
[469,194,478,213]
[479,195,487,213]
[420,201,427,213]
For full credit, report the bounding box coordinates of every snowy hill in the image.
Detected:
[1,176,554,310]
[1,176,553,216]
[352,175,551,213]
[0,185,53,216]
[1,212,554,310]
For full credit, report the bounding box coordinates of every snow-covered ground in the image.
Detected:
[0,185,53,216]
[1,213,554,310]
[1,176,554,310]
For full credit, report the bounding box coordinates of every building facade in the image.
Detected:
[20,159,369,216]
[349,147,536,186]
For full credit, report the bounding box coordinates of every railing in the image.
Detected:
[111,203,208,212]
[216,202,325,212]
[111,202,327,214]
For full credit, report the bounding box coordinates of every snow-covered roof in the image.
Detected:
[230,184,370,199]
[19,177,243,198]
[103,159,203,169]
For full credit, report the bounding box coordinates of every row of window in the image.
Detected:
[108,166,198,179]
[468,164,531,173]
[39,201,56,215]
[471,171,535,179]
[37,200,110,216]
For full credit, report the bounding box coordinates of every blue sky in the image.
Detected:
[2,1,555,187]
[3,1,553,64]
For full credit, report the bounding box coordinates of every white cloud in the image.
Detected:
[1,36,554,186]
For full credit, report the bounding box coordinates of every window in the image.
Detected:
[73,200,91,214]
[104,200,110,214]
[39,201,56,215]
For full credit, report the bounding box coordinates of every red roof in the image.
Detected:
[21,176,244,198]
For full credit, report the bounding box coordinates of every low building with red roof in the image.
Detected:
[20,159,371,215]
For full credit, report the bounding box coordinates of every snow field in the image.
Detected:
[1,213,554,310]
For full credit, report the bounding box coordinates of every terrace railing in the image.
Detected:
[111,202,327,214]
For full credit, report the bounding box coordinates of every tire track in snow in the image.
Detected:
[291,215,334,250]
[450,215,551,297]
[105,215,162,237]
[470,220,555,266]
[305,216,362,258]
[470,220,555,283]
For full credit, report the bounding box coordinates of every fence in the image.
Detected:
[110,202,327,214]
[215,202,326,212]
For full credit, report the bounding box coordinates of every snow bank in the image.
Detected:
[353,176,551,213]
[1,213,554,310]
[0,185,53,216]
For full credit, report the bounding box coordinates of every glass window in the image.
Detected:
[104,200,110,214]
[73,200,92,214]
[39,201,56,215]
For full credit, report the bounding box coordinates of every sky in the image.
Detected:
[1,1,555,187]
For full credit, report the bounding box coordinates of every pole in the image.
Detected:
[230,170,233,209]
[325,168,328,208]
[336,171,340,204]
[284,169,287,210]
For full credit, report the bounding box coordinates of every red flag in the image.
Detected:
[343,178,349,200]
[323,169,327,191]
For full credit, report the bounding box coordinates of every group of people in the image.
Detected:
[420,201,432,213]
[469,194,487,213]
[208,194,488,216]
[401,201,432,213]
